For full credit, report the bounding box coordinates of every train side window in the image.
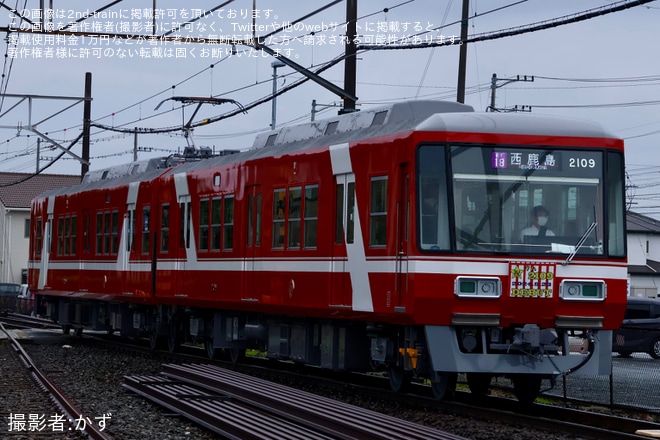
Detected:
[288,186,302,249]
[126,208,135,252]
[70,215,77,255]
[141,206,151,254]
[199,198,210,251]
[104,211,111,255]
[57,217,64,256]
[179,199,191,249]
[369,176,388,247]
[223,196,234,250]
[335,184,344,244]
[273,188,286,248]
[160,204,170,252]
[111,210,119,254]
[211,197,222,250]
[35,218,43,257]
[255,193,262,246]
[96,213,103,255]
[304,185,319,248]
[57,215,76,256]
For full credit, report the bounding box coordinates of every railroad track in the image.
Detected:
[124,363,468,440]
[11,328,660,439]
[0,322,112,439]
[0,312,62,330]
[82,331,660,440]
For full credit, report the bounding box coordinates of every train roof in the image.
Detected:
[34,100,620,200]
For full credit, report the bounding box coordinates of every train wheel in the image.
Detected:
[204,318,217,359]
[512,375,542,404]
[388,366,412,393]
[430,371,457,400]
[149,327,159,351]
[61,324,71,335]
[466,373,492,396]
[166,318,180,353]
[74,327,83,337]
[228,348,245,364]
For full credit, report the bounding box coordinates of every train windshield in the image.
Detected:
[417,144,626,256]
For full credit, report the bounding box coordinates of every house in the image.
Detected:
[0,172,80,284]
[627,211,660,299]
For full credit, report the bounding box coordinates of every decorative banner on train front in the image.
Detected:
[509,262,555,298]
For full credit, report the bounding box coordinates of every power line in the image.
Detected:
[358,0,655,50]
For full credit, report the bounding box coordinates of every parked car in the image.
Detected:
[613,297,660,359]
[0,283,21,297]
[0,283,22,313]
[17,284,32,300]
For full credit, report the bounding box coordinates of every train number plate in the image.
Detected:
[508,262,556,299]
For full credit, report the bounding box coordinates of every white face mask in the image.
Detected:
[537,216,548,227]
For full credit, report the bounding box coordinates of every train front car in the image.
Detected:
[399,111,627,402]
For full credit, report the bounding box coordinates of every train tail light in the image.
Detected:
[454,277,501,298]
[559,280,606,301]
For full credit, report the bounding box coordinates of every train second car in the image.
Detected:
[28,100,627,402]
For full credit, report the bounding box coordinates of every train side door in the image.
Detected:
[175,196,193,295]
[38,203,53,289]
[243,185,262,301]
[394,163,410,308]
[330,174,354,306]
[331,172,373,312]
[79,209,91,292]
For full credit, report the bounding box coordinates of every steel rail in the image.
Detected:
[125,363,467,440]
[0,323,113,440]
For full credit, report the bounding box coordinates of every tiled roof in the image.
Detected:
[629,259,660,275]
[627,211,660,234]
[0,172,80,209]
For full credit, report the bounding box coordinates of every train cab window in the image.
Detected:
[141,206,151,254]
[447,145,608,256]
[161,204,170,252]
[369,177,388,247]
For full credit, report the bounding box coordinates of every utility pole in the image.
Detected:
[341,0,358,113]
[81,72,92,178]
[36,138,40,173]
[271,60,285,129]
[133,128,138,162]
[456,0,469,103]
[489,73,534,112]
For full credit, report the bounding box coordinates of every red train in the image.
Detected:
[28,100,628,403]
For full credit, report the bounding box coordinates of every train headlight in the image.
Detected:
[559,280,606,301]
[454,277,501,298]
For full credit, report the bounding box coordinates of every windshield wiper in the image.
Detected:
[563,221,597,266]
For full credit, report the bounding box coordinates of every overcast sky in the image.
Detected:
[1,0,659,216]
